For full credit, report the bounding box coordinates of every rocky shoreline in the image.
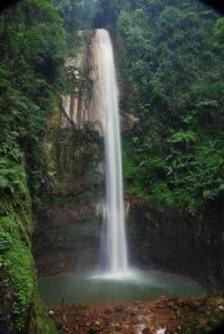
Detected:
[49,295,224,334]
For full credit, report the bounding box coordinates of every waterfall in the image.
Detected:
[96,29,130,278]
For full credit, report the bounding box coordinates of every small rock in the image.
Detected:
[48,310,54,317]
[157,328,166,334]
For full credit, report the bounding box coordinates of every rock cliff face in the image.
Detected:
[128,196,224,289]
[62,31,103,133]
[33,30,105,277]
[33,30,140,278]
[33,30,224,292]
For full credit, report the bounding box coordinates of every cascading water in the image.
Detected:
[96,29,130,278]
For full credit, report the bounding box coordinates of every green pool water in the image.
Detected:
[39,270,205,306]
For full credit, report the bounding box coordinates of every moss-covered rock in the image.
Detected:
[0,157,56,333]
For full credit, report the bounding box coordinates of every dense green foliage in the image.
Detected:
[96,0,224,213]
[0,0,81,205]
[0,0,83,332]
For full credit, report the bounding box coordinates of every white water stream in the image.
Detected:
[96,29,131,279]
